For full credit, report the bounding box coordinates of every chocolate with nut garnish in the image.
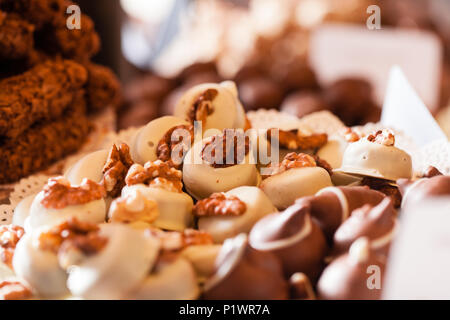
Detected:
[0,280,32,300]
[317,237,386,300]
[0,225,24,268]
[238,77,284,111]
[203,234,289,300]
[249,202,327,281]
[108,190,159,224]
[145,228,213,252]
[193,193,247,217]
[125,161,183,193]
[281,91,330,118]
[156,124,194,169]
[101,143,134,198]
[332,198,397,259]
[187,88,218,123]
[267,128,328,151]
[398,175,450,208]
[296,186,386,240]
[361,176,402,208]
[202,129,250,168]
[40,177,106,210]
[262,152,317,178]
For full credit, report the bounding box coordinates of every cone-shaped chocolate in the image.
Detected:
[332,198,397,258]
[249,203,327,281]
[203,234,288,300]
[289,272,316,300]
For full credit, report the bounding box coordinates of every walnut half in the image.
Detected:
[193,193,247,217]
[108,190,159,224]
[263,152,317,178]
[0,225,24,268]
[125,161,183,193]
[101,143,134,198]
[267,128,328,150]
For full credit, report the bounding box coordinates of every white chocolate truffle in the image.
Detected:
[181,244,222,281]
[198,186,277,243]
[183,138,260,200]
[174,81,246,133]
[13,233,68,297]
[66,224,160,300]
[127,257,199,300]
[13,194,36,228]
[317,137,348,169]
[27,191,106,232]
[122,184,193,231]
[131,116,191,165]
[65,149,109,185]
[260,167,333,209]
[337,140,412,181]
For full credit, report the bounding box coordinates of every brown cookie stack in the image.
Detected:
[0,0,121,184]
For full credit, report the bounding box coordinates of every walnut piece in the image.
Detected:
[101,143,134,198]
[193,193,247,217]
[263,152,317,178]
[0,281,32,300]
[421,166,443,178]
[267,128,328,150]
[361,177,402,208]
[146,228,213,252]
[187,88,218,123]
[156,124,194,169]
[342,127,361,142]
[202,129,250,168]
[366,129,395,146]
[125,161,183,193]
[0,225,25,268]
[313,155,333,176]
[109,190,159,224]
[40,177,106,210]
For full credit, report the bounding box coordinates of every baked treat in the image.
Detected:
[317,237,386,300]
[203,234,289,300]
[249,202,327,281]
[182,130,260,200]
[260,153,332,209]
[0,11,34,60]
[84,62,121,112]
[196,186,277,243]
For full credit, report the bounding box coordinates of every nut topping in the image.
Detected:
[40,177,106,210]
[146,228,213,252]
[108,190,159,224]
[421,166,443,178]
[366,129,395,146]
[0,281,32,300]
[0,225,24,268]
[101,143,134,198]
[202,129,250,168]
[193,193,247,217]
[187,88,218,123]
[342,127,361,142]
[267,128,328,150]
[125,161,183,193]
[156,124,194,169]
[263,152,317,178]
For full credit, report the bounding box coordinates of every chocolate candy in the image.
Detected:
[238,77,284,111]
[399,175,450,208]
[280,91,330,118]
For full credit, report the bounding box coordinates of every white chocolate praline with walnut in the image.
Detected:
[174,81,246,134]
[181,244,222,282]
[66,224,160,300]
[130,116,191,165]
[13,194,36,229]
[182,138,260,200]
[65,149,109,185]
[317,135,348,169]
[197,186,277,243]
[108,189,159,225]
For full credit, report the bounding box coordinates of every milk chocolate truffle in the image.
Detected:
[66,224,160,300]
[399,175,450,208]
[174,81,247,133]
[332,198,397,258]
[196,186,277,243]
[182,131,260,200]
[281,91,330,118]
[260,153,332,209]
[203,234,288,300]
[317,238,386,300]
[238,77,284,111]
[249,202,327,281]
[297,186,386,239]
[337,130,412,181]
[130,116,192,165]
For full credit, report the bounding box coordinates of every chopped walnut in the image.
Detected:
[361,177,402,208]
[313,155,333,176]
[421,166,443,178]
[193,193,247,217]
[202,129,250,168]
[263,153,317,178]
[125,161,183,193]
[146,228,213,252]
[244,117,252,131]
[156,125,194,169]
[109,190,159,224]
[101,143,134,198]
[267,128,328,150]
[0,281,32,300]
[187,88,218,123]
[0,225,24,268]
[342,127,361,142]
[40,177,106,210]
[366,129,395,146]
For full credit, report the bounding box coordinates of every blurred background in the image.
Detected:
[77,0,450,133]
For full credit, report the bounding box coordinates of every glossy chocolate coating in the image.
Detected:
[280,91,330,118]
[238,77,284,111]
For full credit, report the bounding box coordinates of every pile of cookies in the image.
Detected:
[1,80,449,300]
[0,0,121,184]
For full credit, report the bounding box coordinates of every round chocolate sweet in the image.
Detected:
[317,237,386,300]
[238,77,284,111]
[249,202,327,281]
[280,91,330,118]
[332,198,397,258]
[124,74,174,105]
[203,234,289,300]
[399,175,450,208]
[117,100,159,130]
